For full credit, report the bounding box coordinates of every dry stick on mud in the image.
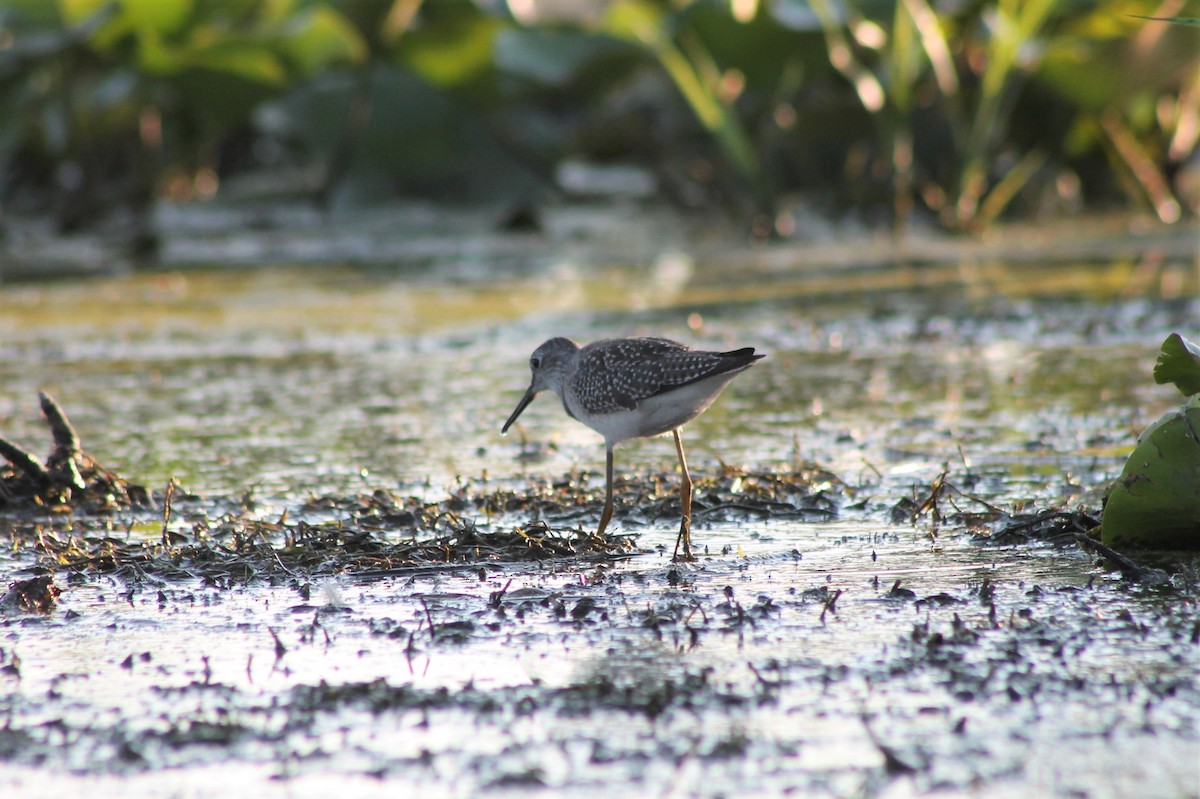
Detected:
[420,596,438,639]
[0,394,81,499]
[39,391,86,491]
[0,391,147,509]
[0,438,52,487]
[161,480,176,547]
[268,627,288,659]
[911,468,949,530]
[1074,534,1169,583]
[819,589,842,623]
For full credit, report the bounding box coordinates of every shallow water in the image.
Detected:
[1,216,1198,798]
[0,256,1190,504]
[2,523,1197,798]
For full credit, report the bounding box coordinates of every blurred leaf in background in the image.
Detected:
[1040,4,1199,225]
[0,0,368,229]
[0,0,1195,241]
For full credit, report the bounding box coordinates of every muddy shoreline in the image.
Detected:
[2,224,1198,796]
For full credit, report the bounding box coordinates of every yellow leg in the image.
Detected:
[596,446,615,537]
[672,429,694,561]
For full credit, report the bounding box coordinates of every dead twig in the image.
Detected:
[0,392,148,511]
[1074,534,1169,584]
[819,589,843,623]
[161,480,175,548]
[0,439,52,487]
[39,392,86,491]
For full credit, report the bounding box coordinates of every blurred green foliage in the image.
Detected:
[0,0,1195,235]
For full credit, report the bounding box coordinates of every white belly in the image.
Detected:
[567,371,743,446]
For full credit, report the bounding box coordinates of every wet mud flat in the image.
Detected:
[1,226,1199,796]
[1,461,1198,799]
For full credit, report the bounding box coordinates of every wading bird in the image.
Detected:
[501,336,764,560]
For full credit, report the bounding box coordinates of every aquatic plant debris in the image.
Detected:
[0,461,1180,590]
[0,393,1183,585]
[0,392,149,512]
[0,575,62,614]
[10,464,847,582]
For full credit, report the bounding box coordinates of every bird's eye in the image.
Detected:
[530,356,542,370]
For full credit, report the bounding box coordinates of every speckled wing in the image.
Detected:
[573,338,758,415]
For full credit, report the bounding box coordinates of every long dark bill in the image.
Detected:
[501,386,537,434]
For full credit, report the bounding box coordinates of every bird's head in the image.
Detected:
[501,337,579,435]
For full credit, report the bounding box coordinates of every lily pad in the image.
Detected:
[1102,394,1200,549]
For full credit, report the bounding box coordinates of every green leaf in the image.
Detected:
[278,6,368,75]
[1126,15,1200,26]
[57,0,129,52]
[401,6,500,90]
[1154,333,1200,397]
[57,0,109,26]
[1103,395,1200,549]
[187,43,287,85]
[124,0,192,36]
[135,28,180,73]
[6,0,64,24]
[494,28,629,87]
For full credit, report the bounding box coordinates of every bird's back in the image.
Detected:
[565,338,763,441]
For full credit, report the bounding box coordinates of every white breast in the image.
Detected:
[566,371,745,446]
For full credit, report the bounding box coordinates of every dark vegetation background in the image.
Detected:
[0,0,1196,248]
